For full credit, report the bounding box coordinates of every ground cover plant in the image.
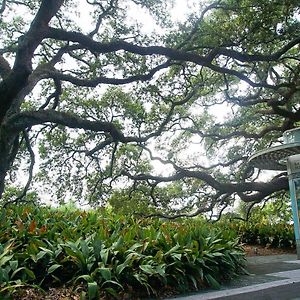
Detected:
[0,205,247,299]
[219,200,295,250]
[219,219,295,249]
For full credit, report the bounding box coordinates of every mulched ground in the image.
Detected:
[243,244,296,257]
[11,245,297,300]
[12,286,85,300]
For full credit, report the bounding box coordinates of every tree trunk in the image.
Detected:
[0,127,19,199]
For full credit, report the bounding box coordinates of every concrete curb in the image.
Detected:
[170,278,300,300]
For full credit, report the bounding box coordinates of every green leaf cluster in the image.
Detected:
[0,205,246,299]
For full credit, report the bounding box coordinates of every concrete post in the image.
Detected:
[287,154,300,260]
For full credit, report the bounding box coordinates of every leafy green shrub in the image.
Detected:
[237,221,294,248]
[218,216,295,249]
[0,205,246,299]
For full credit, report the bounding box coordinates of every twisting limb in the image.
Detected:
[39,77,62,110]
[85,137,114,156]
[182,123,287,140]
[3,130,35,207]
[141,144,247,172]
[0,0,6,14]
[0,54,11,78]
[176,1,223,50]
[232,191,286,222]
[88,0,117,37]
[45,26,299,89]
[89,172,106,204]
[229,199,262,222]
[211,202,231,223]
[148,181,158,207]
[137,204,215,220]
[0,0,64,123]
[48,60,172,87]
[124,166,289,203]
[8,87,202,145]
[8,134,20,168]
[244,200,260,221]
[7,109,132,142]
[109,142,118,176]
[86,0,107,5]
[137,192,223,219]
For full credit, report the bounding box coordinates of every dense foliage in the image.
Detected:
[0,0,299,216]
[224,197,295,247]
[223,199,295,248]
[0,205,246,299]
[236,221,294,248]
[221,220,295,249]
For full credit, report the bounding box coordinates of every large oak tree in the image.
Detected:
[0,0,299,216]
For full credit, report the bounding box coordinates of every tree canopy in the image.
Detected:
[0,0,299,217]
